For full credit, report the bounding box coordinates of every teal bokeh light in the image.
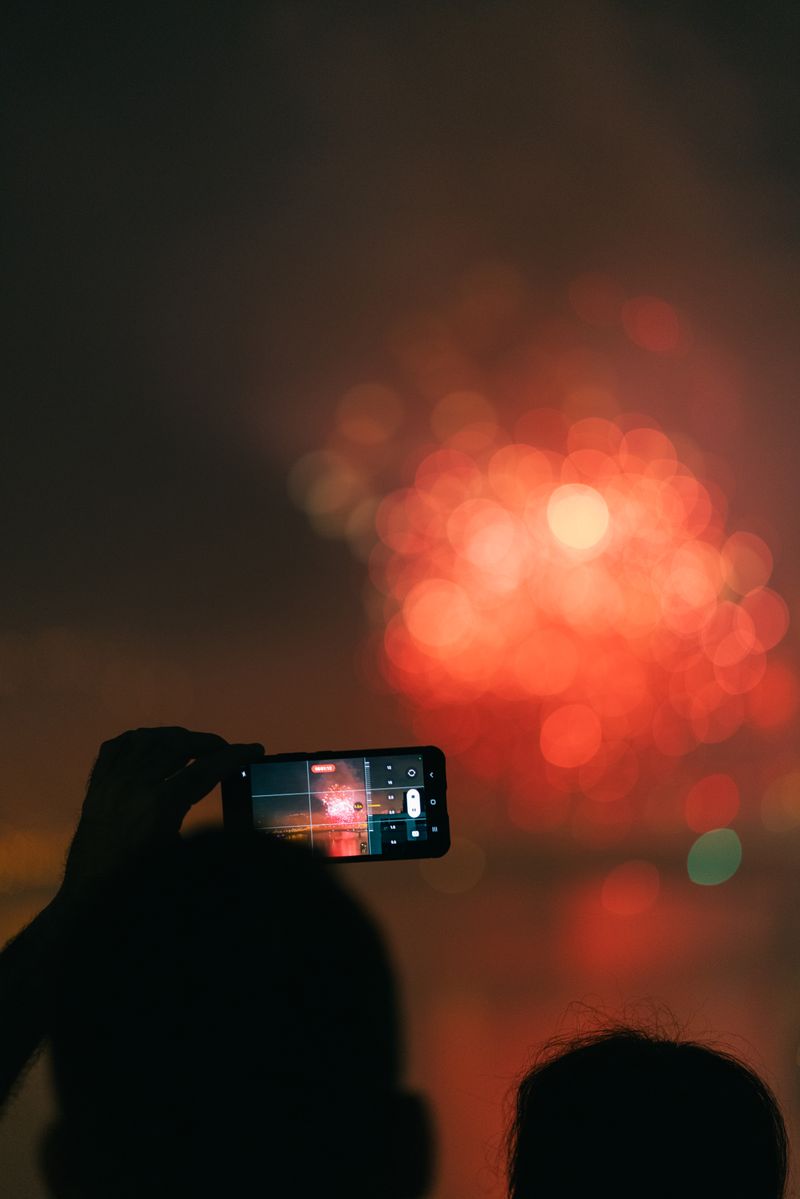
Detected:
[687,829,742,886]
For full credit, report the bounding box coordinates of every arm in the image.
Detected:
[0,891,88,1109]
[0,726,263,1113]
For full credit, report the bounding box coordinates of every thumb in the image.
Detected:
[166,743,264,812]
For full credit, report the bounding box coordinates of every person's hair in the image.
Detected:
[47,829,404,1198]
[506,1024,788,1199]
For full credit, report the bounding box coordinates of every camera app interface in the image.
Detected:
[250,754,430,857]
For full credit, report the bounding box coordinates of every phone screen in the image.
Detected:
[223,745,448,861]
[253,752,430,857]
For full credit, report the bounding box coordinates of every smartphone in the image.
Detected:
[222,744,449,862]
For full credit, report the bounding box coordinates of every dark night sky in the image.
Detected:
[2,0,800,806]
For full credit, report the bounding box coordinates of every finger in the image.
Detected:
[118,728,230,782]
[164,743,265,813]
[87,729,142,785]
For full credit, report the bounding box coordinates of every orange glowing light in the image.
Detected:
[290,277,798,836]
[721,532,773,595]
[514,629,580,696]
[701,601,757,667]
[761,771,800,832]
[622,296,686,354]
[684,773,740,833]
[540,703,603,768]
[367,413,791,793]
[447,499,519,572]
[488,444,554,507]
[546,484,610,550]
[601,860,660,915]
[403,579,473,648]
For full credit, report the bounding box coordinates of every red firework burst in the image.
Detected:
[320,783,358,824]
[371,417,787,795]
[286,268,797,843]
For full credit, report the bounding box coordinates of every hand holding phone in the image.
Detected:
[222,744,449,862]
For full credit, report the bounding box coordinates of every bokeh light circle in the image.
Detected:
[684,774,739,833]
[622,296,686,354]
[721,532,773,595]
[403,579,474,648]
[540,703,603,768]
[687,829,742,886]
[547,484,610,550]
[761,771,800,832]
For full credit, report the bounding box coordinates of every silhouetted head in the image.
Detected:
[507,1026,788,1199]
[42,829,431,1199]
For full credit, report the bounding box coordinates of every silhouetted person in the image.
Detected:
[0,728,432,1199]
[506,1026,788,1199]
